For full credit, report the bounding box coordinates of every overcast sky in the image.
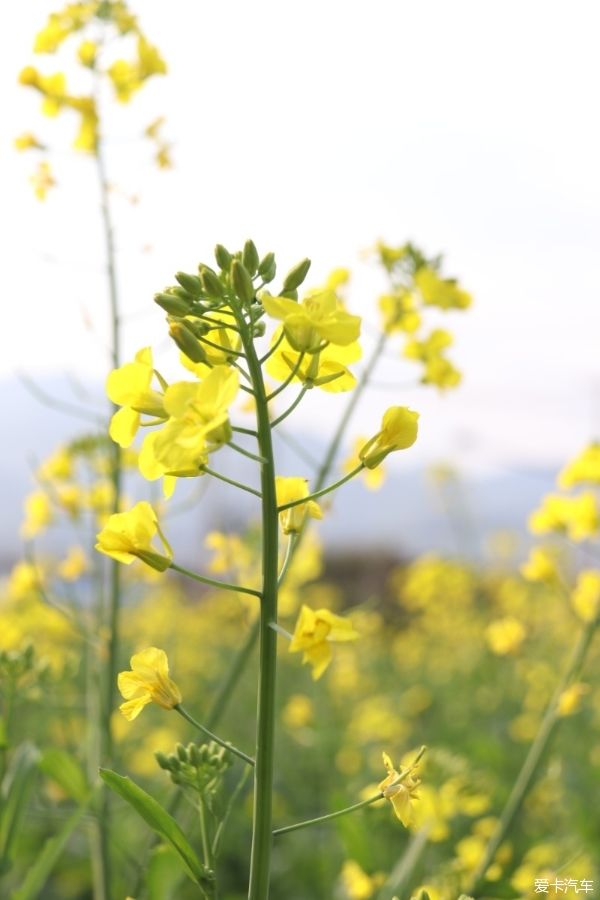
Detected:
[2,0,600,478]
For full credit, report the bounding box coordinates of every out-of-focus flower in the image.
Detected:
[21,491,53,538]
[529,492,600,541]
[57,546,88,581]
[485,617,526,656]
[276,477,322,535]
[571,570,600,623]
[118,647,181,720]
[520,547,559,583]
[29,160,56,200]
[288,605,358,679]
[558,443,600,488]
[339,860,385,899]
[414,267,472,310]
[557,682,590,717]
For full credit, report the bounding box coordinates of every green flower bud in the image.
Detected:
[242,240,259,275]
[200,266,225,299]
[231,260,255,304]
[167,754,181,771]
[168,321,207,364]
[253,321,266,338]
[176,742,188,762]
[155,751,170,770]
[175,271,203,295]
[283,258,311,291]
[154,292,192,316]
[189,743,201,766]
[214,244,232,270]
[279,289,298,301]
[258,251,276,283]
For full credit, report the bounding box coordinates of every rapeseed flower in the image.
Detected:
[107,347,167,448]
[520,547,559,583]
[275,477,322,535]
[359,407,419,469]
[21,491,53,538]
[485,617,526,655]
[558,443,600,488]
[266,327,361,392]
[262,288,360,352]
[415,267,472,310]
[288,605,358,679]
[378,752,421,827]
[118,647,181,720]
[529,492,600,541]
[95,501,172,571]
[571,570,600,623]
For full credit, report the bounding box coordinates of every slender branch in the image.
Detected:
[268,622,293,641]
[277,534,298,586]
[278,465,364,511]
[466,616,599,893]
[198,335,247,358]
[232,425,259,437]
[228,441,267,464]
[200,465,262,499]
[175,705,254,767]
[170,562,262,598]
[259,329,285,364]
[265,353,305,401]
[270,387,308,428]
[273,792,382,836]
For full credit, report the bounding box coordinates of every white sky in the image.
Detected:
[2,0,600,476]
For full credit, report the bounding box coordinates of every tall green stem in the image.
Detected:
[239,321,280,900]
[466,616,598,895]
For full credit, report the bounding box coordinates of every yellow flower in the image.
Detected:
[571,570,600,623]
[57,546,88,581]
[404,330,462,389]
[118,647,182,721]
[485,617,526,655]
[95,501,172,571]
[343,438,385,490]
[557,682,590,717]
[107,347,167,448]
[415,267,472,310]
[529,492,600,541]
[14,132,44,152]
[275,477,323,535]
[379,291,421,334]
[288,605,358,679]
[77,39,97,67]
[262,288,361,352]
[558,443,600,488]
[359,407,419,469]
[339,860,384,899]
[21,491,53,538]
[378,752,421,827]
[30,160,55,201]
[520,547,559,583]
[266,327,361,392]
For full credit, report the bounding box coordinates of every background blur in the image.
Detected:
[2,0,600,567]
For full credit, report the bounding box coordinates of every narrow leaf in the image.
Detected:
[99,769,211,885]
[0,743,39,862]
[38,749,88,804]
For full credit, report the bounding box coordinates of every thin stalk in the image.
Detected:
[466,616,598,894]
[198,335,247,358]
[228,441,267,464]
[277,535,297,586]
[270,387,308,428]
[232,425,259,438]
[265,353,305,401]
[273,792,382,836]
[277,464,363,511]
[201,466,262,499]
[259,329,285,364]
[170,562,262,599]
[239,317,280,900]
[175,706,254,767]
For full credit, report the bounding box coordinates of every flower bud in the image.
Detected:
[242,240,259,276]
[283,258,311,291]
[258,251,276,282]
[214,244,232,270]
[154,292,192,316]
[168,754,181,771]
[155,751,170,770]
[168,321,207,364]
[175,271,203,295]
[176,742,188,762]
[231,260,255,304]
[253,321,266,338]
[200,266,225,299]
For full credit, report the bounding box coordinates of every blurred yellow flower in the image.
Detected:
[29,160,55,200]
[571,570,600,623]
[379,290,421,334]
[57,546,88,581]
[118,647,181,720]
[21,491,53,538]
[14,132,44,151]
[529,492,600,541]
[276,477,322,535]
[557,682,590,717]
[378,751,420,827]
[415,267,472,310]
[95,501,172,571]
[339,860,384,899]
[558,443,600,488]
[359,406,419,469]
[485,617,526,655]
[289,605,358,679]
[520,547,559,583]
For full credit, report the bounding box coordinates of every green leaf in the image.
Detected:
[0,743,39,865]
[11,802,89,900]
[38,749,88,804]
[99,769,211,885]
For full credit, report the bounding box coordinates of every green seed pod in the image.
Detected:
[200,266,225,299]
[282,258,311,291]
[253,321,266,338]
[154,292,192,316]
[175,271,203,295]
[258,251,276,283]
[155,751,170,770]
[168,321,207,364]
[231,259,255,304]
[214,244,232,270]
[242,240,259,276]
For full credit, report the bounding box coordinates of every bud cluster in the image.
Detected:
[155,740,232,795]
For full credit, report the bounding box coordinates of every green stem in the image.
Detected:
[265,353,305,401]
[201,466,262,499]
[239,317,280,900]
[232,425,259,437]
[198,335,247,359]
[259,329,285,364]
[175,706,254,767]
[228,441,267,465]
[466,616,598,894]
[270,387,308,428]
[170,562,262,599]
[273,792,382,836]
[198,799,212,871]
[277,534,297,586]
[278,465,364,511]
